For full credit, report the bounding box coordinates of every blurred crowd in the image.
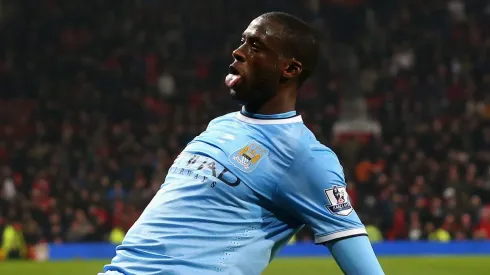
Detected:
[1,0,490,256]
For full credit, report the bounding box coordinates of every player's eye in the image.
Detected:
[251,42,261,52]
[238,38,260,52]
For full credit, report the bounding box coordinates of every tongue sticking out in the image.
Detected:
[225,74,241,88]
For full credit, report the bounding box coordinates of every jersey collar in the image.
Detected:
[236,106,303,125]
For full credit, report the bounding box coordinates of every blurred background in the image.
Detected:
[1,0,490,274]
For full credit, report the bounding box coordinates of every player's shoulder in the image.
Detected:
[207,112,238,127]
[291,130,342,173]
[294,127,337,157]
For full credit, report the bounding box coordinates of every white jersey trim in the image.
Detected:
[235,112,303,125]
[314,227,367,243]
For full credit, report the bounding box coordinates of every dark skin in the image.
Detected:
[227,16,386,275]
[228,16,303,114]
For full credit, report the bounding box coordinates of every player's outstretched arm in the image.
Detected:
[324,235,384,275]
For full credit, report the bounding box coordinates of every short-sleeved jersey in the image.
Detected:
[104,108,366,275]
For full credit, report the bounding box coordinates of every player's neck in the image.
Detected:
[245,91,296,115]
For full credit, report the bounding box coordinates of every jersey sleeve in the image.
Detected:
[275,144,367,244]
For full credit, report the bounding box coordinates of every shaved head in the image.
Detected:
[258,12,320,85]
[227,12,320,109]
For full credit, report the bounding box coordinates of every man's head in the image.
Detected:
[226,12,319,106]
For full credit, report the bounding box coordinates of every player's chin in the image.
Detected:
[230,91,247,104]
[229,86,248,102]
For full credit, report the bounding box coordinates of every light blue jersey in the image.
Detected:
[103,108,367,275]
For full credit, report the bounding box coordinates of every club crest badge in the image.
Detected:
[229,141,269,173]
[324,186,353,216]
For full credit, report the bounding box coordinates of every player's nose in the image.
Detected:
[232,48,246,63]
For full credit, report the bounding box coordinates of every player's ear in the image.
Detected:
[283,59,302,80]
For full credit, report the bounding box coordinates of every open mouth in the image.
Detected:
[225,65,242,88]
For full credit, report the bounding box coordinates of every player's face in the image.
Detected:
[225,17,288,103]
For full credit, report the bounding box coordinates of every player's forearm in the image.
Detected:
[325,235,385,275]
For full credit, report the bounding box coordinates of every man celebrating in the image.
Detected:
[101,12,384,275]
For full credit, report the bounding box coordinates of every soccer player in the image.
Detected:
[101,12,385,275]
